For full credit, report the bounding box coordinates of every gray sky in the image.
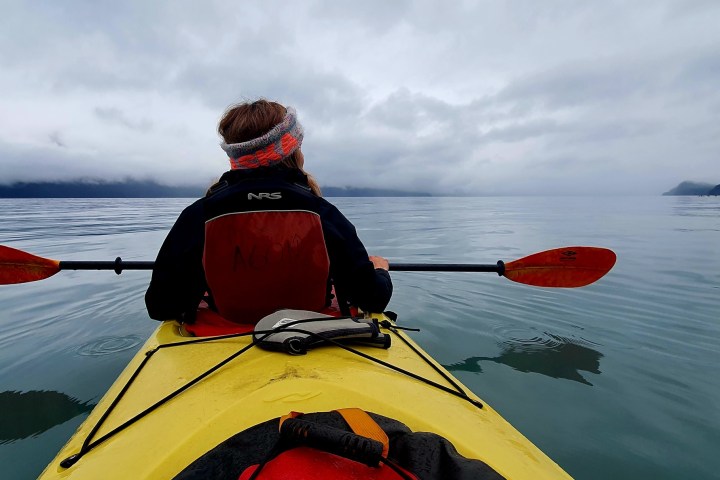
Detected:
[1,0,718,195]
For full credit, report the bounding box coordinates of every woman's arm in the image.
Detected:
[145,200,207,321]
[322,205,393,313]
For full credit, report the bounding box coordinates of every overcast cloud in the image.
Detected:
[1,0,718,195]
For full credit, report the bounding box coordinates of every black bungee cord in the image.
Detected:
[60,318,483,468]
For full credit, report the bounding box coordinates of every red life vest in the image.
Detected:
[202,210,330,326]
[238,448,415,479]
[238,409,418,480]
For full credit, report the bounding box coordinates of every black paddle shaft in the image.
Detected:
[58,259,507,275]
[60,259,155,275]
[390,261,505,275]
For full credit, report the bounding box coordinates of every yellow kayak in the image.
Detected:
[38,312,571,479]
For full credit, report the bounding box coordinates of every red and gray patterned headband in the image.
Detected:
[221,107,304,170]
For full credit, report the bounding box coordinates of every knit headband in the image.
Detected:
[221,106,304,170]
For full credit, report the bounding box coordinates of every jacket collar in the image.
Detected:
[218,166,309,187]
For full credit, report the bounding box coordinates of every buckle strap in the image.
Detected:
[336,408,389,458]
[278,411,302,430]
[278,408,390,459]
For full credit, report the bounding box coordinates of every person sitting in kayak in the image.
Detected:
[145,100,392,328]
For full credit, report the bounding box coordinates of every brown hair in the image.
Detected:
[218,100,321,196]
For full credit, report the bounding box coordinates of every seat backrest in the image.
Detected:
[203,210,330,324]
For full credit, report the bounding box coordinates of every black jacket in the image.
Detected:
[145,167,392,321]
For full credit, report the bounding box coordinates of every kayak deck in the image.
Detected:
[40,315,571,479]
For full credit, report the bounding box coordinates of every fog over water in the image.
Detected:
[1,1,719,195]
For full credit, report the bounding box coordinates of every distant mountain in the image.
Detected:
[0,180,205,198]
[662,181,715,196]
[708,184,720,196]
[0,180,431,198]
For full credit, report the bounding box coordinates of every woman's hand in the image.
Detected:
[369,255,389,271]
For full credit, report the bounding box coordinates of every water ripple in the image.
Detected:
[75,335,144,356]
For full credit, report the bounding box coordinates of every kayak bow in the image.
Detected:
[38,313,572,479]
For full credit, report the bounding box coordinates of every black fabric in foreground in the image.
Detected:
[173,410,505,480]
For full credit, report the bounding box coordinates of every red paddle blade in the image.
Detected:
[0,245,61,285]
[504,246,616,288]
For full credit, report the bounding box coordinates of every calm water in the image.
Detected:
[0,196,718,479]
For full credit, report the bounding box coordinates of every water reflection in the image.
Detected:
[0,390,94,444]
[671,196,720,219]
[445,333,603,386]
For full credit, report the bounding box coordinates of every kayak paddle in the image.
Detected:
[0,245,615,288]
[0,245,616,288]
[391,246,616,288]
[0,246,153,285]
